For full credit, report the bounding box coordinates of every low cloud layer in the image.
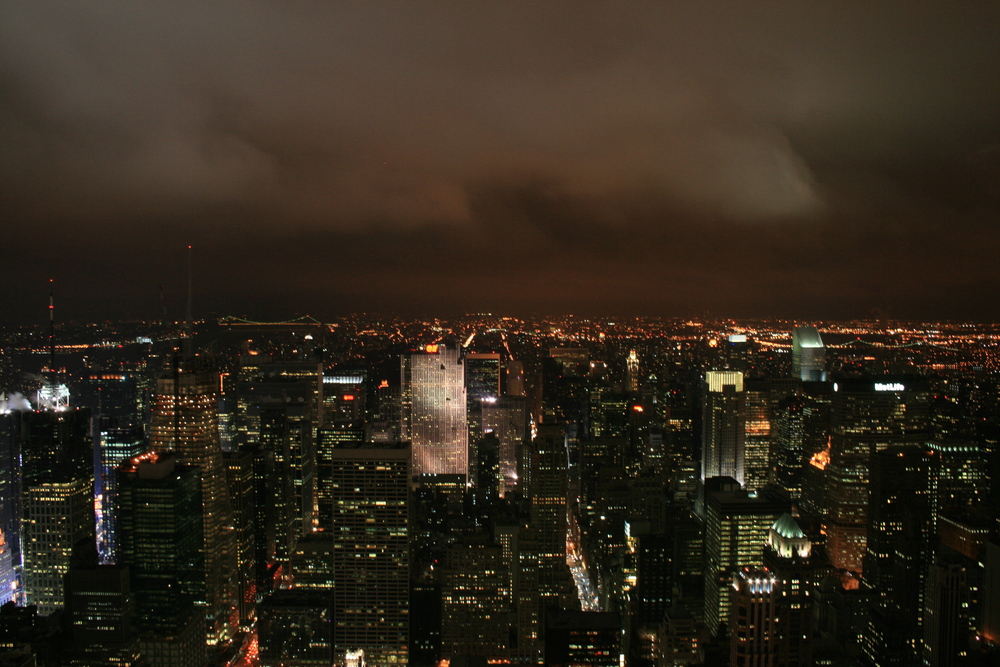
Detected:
[3,2,999,321]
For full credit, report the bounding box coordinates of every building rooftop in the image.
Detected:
[771,513,807,539]
[793,326,824,349]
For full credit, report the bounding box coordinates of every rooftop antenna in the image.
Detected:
[184,245,193,361]
[159,284,167,323]
[48,279,55,373]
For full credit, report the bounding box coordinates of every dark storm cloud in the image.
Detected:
[2,2,1000,321]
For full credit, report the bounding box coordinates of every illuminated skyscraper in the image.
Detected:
[236,362,318,558]
[504,360,526,397]
[763,514,815,666]
[730,568,779,667]
[703,478,789,637]
[791,327,826,382]
[771,394,807,499]
[22,475,93,615]
[742,381,771,492]
[148,366,238,645]
[702,371,746,485]
[465,352,501,486]
[0,411,23,595]
[324,442,409,665]
[64,540,142,666]
[626,349,640,394]
[96,422,144,563]
[481,395,529,496]
[442,536,510,660]
[529,423,574,609]
[19,405,94,614]
[401,345,468,479]
[862,445,939,665]
[824,378,930,573]
[116,451,207,667]
[223,449,257,628]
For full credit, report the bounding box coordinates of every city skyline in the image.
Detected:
[3,2,1000,323]
[1,311,999,664]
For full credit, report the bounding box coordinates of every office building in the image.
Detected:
[236,370,317,568]
[529,424,573,602]
[771,394,807,500]
[22,475,93,615]
[481,395,529,496]
[701,371,746,485]
[922,557,970,667]
[862,445,939,665]
[96,423,144,564]
[324,442,409,665]
[465,352,501,485]
[223,449,257,628]
[703,478,790,637]
[742,380,771,492]
[257,590,333,667]
[763,514,815,666]
[659,602,700,666]
[64,540,142,666]
[626,349,641,394]
[504,360,526,397]
[441,536,511,660]
[544,611,620,667]
[115,451,206,667]
[402,345,468,479]
[791,327,825,382]
[825,378,930,573]
[730,568,778,667]
[148,366,239,644]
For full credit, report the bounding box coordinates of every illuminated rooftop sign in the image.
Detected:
[874,382,905,392]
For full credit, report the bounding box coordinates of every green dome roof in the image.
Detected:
[771,513,806,539]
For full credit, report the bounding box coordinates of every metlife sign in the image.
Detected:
[874,382,906,392]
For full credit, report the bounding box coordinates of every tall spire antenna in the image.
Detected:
[48,279,55,372]
[184,245,193,361]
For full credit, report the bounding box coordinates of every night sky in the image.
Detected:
[3,2,1000,323]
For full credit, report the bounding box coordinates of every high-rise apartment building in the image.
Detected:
[402,345,468,479]
[702,371,746,485]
